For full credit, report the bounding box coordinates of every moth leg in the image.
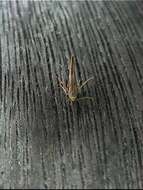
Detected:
[77,96,94,101]
[79,77,94,90]
[59,80,68,95]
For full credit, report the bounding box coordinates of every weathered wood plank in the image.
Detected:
[0,1,143,189]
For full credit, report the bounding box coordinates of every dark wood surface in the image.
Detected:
[0,1,143,189]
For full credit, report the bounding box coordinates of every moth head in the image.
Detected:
[69,96,77,102]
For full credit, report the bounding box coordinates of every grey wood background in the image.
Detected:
[0,0,143,189]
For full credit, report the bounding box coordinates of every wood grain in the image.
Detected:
[0,1,143,189]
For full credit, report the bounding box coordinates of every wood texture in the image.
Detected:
[0,1,143,189]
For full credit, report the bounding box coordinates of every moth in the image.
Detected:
[59,55,94,103]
